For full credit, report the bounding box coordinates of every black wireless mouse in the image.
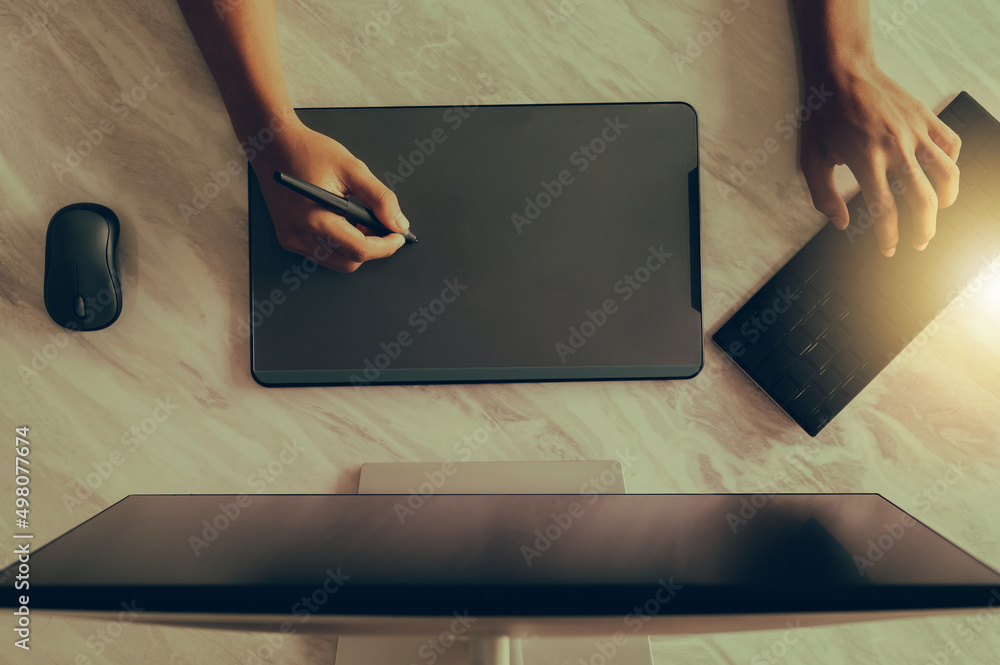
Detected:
[44,203,122,331]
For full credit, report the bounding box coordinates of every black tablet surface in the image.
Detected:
[249,102,701,386]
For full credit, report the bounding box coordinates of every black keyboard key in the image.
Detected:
[769,270,805,300]
[858,288,885,317]
[814,368,843,395]
[803,410,831,435]
[753,347,795,387]
[801,313,830,340]
[785,328,813,356]
[840,308,869,335]
[794,286,821,316]
[824,295,848,321]
[788,361,815,388]
[840,374,866,400]
[809,270,838,298]
[779,307,804,331]
[876,274,903,300]
[789,261,820,285]
[789,386,824,421]
[858,359,882,380]
[939,109,963,132]
[851,334,878,362]
[737,338,769,370]
[827,393,848,414]
[805,342,833,370]
[831,351,860,379]
[772,378,799,403]
[824,326,851,352]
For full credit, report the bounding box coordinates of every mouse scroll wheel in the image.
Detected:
[74,295,86,319]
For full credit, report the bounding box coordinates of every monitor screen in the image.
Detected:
[3,494,998,618]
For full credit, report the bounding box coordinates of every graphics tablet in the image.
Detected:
[249,103,701,386]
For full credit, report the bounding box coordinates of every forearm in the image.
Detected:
[176,0,296,143]
[791,0,877,84]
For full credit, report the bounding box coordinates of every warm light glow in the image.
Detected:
[964,255,1000,320]
[982,270,1000,312]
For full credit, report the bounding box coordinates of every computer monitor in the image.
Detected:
[4,493,999,660]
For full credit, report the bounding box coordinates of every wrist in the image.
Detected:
[792,0,878,89]
[803,45,878,89]
[235,109,304,164]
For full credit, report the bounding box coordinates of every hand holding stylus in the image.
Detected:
[255,123,412,272]
[175,0,410,273]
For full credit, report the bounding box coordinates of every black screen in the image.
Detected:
[4,494,999,616]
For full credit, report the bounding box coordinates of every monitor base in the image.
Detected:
[336,460,651,665]
[336,634,653,665]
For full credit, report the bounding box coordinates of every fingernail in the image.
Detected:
[882,246,896,258]
[830,216,845,230]
[395,212,410,231]
[914,242,929,251]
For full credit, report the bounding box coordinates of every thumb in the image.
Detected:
[342,161,410,234]
[801,145,849,230]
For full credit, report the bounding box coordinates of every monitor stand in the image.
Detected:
[334,460,654,665]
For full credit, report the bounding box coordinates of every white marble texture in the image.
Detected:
[1,0,999,663]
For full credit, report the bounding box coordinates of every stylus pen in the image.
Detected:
[272,171,418,244]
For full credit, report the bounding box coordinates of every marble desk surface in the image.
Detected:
[2,0,999,663]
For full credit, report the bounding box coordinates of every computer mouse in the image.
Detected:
[44,202,122,331]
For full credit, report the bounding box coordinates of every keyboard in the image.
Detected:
[713,91,1000,436]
